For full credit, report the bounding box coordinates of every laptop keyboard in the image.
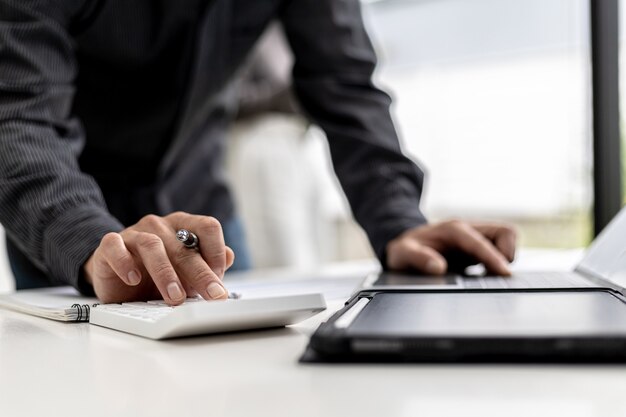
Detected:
[461,272,595,289]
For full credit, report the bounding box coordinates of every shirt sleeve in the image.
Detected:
[0,0,124,292]
[279,0,428,266]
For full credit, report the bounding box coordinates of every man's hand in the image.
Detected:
[386,220,517,276]
[84,212,235,305]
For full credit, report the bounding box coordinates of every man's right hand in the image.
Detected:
[84,212,235,305]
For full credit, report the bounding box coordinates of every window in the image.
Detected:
[362,0,593,247]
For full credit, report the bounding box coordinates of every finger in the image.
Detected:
[136,214,205,295]
[171,242,228,300]
[494,229,516,262]
[163,213,228,299]
[169,212,227,279]
[180,280,198,298]
[124,231,187,305]
[473,223,517,262]
[140,213,227,300]
[176,276,199,298]
[98,232,143,286]
[445,223,511,275]
[387,239,448,275]
[225,247,235,271]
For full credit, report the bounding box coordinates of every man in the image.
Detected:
[0,0,516,305]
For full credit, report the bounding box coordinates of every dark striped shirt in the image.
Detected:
[0,0,427,293]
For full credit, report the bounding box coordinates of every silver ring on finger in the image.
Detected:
[176,229,199,249]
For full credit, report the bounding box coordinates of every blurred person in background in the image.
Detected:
[230,23,342,270]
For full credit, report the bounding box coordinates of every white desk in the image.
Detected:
[2,251,626,417]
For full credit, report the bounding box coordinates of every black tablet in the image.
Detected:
[302,289,626,362]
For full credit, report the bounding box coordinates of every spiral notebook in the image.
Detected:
[0,287,97,322]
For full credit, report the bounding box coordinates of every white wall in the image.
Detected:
[0,226,15,293]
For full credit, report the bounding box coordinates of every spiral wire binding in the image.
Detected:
[71,303,91,322]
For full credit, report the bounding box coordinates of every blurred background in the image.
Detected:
[228,0,601,272]
[2,0,626,292]
[362,0,593,247]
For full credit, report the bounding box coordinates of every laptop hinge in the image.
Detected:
[575,265,625,294]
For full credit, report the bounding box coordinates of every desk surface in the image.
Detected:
[2,251,626,417]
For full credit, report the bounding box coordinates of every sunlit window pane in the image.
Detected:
[362,0,593,248]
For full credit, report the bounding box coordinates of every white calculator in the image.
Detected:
[90,293,326,340]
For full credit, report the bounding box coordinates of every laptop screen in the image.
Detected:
[577,207,626,286]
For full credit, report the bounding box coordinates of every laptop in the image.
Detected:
[302,207,626,362]
[364,206,626,292]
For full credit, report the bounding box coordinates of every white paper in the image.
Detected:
[0,287,97,321]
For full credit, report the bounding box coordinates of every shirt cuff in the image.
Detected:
[366,214,428,270]
[43,205,124,295]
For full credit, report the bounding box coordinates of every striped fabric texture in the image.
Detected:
[0,0,427,293]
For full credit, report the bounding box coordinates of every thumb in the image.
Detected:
[387,240,448,275]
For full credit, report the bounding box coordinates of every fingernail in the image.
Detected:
[167,282,184,300]
[207,282,227,299]
[127,270,141,285]
[425,259,443,275]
